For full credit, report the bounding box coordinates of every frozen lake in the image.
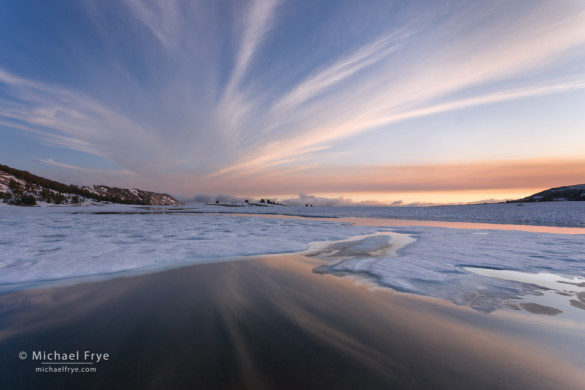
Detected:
[1,202,584,316]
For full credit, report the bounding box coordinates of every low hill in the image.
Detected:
[512,184,585,203]
[0,163,182,206]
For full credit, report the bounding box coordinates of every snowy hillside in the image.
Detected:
[80,185,182,206]
[515,184,585,202]
[0,163,182,206]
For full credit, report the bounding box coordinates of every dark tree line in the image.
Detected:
[0,163,148,206]
[2,179,37,205]
[1,164,99,202]
[259,198,283,205]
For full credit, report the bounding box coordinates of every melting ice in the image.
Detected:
[312,227,585,314]
[1,204,584,315]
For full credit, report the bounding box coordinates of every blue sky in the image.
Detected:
[1,0,585,203]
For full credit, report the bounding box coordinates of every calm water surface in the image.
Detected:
[1,254,584,390]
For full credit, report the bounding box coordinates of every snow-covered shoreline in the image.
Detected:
[195,201,585,227]
[3,200,585,227]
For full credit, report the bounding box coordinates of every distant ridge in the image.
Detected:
[0,163,182,206]
[512,184,585,203]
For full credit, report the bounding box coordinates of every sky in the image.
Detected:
[1,0,584,205]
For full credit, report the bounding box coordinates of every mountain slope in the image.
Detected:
[0,163,182,206]
[514,184,585,202]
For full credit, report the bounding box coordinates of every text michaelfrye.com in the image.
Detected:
[18,350,109,374]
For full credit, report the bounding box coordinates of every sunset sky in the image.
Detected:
[1,0,584,204]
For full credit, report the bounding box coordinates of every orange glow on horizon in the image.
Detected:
[197,157,585,204]
[253,189,539,206]
[308,189,538,205]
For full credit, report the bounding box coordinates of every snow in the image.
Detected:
[81,186,99,195]
[464,268,585,293]
[1,203,584,315]
[314,227,585,313]
[0,171,25,191]
[0,205,378,290]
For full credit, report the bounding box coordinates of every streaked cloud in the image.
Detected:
[0,68,162,176]
[226,0,281,95]
[211,1,585,176]
[38,158,135,176]
[122,0,182,50]
[272,31,408,113]
[0,0,584,200]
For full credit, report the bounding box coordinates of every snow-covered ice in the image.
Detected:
[313,227,585,313]
[197,201,585,227]
[1,203,584,315]
[0,205,378,290]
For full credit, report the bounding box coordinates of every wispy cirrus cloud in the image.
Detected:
[210,1,585,176]
[38,158,135,176]
[0,119,102,157]
[214,0,282,143]
[0,67,161,175]
[122,0,182,50]
[1,0,584,198]
[272,31,409,113]
[226,0,281,95]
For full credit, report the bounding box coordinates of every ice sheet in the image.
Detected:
[1,204,584,315]
[0,206,378,290]
[314,227,585,313]
[198,201,585,227]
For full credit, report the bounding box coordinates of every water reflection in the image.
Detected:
[1,255,584,389]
